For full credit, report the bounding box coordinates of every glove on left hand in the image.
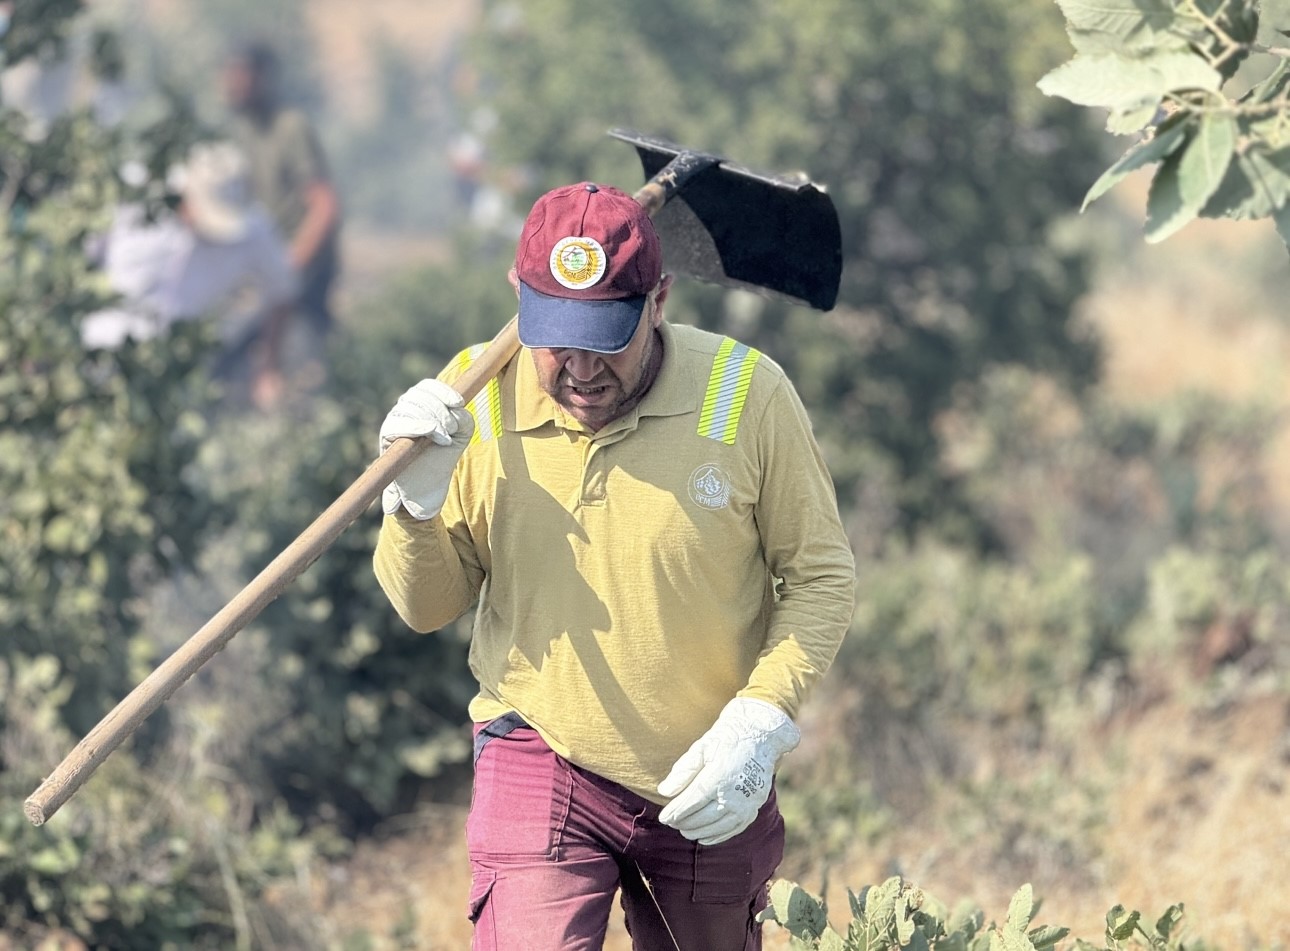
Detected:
[379,378,474,520]
[657,697,800,846]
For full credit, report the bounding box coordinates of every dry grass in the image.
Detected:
[831,692,1290,949]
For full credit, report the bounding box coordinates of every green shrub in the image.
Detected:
[1,656,330,950]
[843,540,1103,729]
[761,877,1206,951]
[1,9,333,943]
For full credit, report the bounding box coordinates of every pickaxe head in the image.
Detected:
[609,128,842,311]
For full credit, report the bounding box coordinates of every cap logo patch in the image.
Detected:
[550,236,607,290]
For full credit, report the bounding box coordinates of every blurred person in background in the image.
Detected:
[447,103,525,238]
[222,39,341,389]
[372,182,856,950]
[81,140,297,408]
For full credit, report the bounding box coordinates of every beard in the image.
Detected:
[540,329,661,430]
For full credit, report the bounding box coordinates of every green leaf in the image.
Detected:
[1106,101,1161,134]
[819,926,847,950]
[1027,925,1071,950]
[988,926,1036,951]
[1140,52,1225,93]
[1006,885,1034,932]
[1108,908,1142,941]
[1064,26,1189,56]
[1037,51,1219,114]
[865,877,903,923]
[1154,904,1185,940]
[898,907,917,945]
[1200,147,1290,219]
[1220,0,1260,46]
[1105,905,1127,930]
[848,888,865,922]
[1145,111,1237,241]
[1258,0,1290,46]
[761,880,832,940]
[1056,0,1179,44]
[1244,58,1290,105]
[1083,120,1190,210]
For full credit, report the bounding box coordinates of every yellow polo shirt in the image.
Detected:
[374,321,855,803]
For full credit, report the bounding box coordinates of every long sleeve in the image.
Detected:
[739,375,856,716]
[373,505,483,634]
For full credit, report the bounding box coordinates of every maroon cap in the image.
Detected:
[515,182,663,353]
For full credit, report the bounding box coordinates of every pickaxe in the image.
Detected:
[24,128,842,825]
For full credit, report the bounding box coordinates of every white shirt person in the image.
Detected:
[81,142,298,406]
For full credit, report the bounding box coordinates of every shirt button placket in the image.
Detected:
[582,444,607,505]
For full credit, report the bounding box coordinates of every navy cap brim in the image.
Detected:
[517,282,646,354]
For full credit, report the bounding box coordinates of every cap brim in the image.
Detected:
[517,282,645,354]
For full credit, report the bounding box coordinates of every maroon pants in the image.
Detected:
[466,721,785,951]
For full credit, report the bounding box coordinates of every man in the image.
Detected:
[222,40,340,381]
[81,140,297,407]
[373,182,855,950]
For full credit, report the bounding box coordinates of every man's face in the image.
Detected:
[526,277,672,432]
[222,60,258,113]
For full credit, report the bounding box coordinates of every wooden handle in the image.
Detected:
[24,318,521,826]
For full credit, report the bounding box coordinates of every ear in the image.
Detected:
[507,267,521,297]
[649,273,674,327]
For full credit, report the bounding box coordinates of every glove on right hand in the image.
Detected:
[657,697,800,845]
[379,378,475,520]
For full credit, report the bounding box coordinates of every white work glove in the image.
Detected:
[379,378,475,520]
[657,697,800,846]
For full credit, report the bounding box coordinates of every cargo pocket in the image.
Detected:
[466,728,569,859]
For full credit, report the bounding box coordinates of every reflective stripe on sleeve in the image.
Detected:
[450,344,504,444]
[698,337,762,445]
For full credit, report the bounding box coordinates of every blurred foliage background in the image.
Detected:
[3,0,1290,948]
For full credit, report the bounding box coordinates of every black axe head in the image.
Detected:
[609,128,842,312]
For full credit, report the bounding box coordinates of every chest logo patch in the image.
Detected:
[689,464,732,510]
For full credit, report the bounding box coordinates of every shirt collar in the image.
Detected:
[511,320,698,435]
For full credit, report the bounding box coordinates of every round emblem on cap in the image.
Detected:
[549,236,607,290]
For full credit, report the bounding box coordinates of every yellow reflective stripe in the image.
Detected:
[698,338,761,445]
[451,344,503,444]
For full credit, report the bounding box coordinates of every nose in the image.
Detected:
[563,349,604,382]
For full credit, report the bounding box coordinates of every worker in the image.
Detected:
[373,181,856,950]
